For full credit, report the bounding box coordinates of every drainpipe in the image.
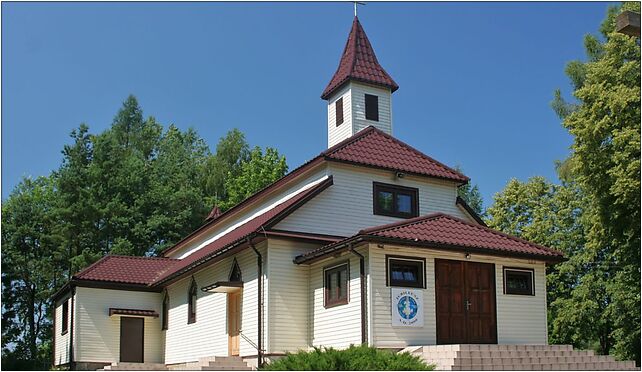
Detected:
[69,286,76,370]
[248,237,264,367]
[348,245,367,345]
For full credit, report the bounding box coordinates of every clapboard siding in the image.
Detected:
[54,293,73,365]
[367,244,548,347]
[351,83,392,136]
[328,85,353,148]
[310,250,365,348]
[267,239,321,353]
[74,287,163,363]
[165,167,328,259]
[164,243,266,364]
[275,163,469,237]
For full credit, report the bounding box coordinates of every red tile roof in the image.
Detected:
[162,127,467,257]
[72,177,333,287]
[321,17,398,100]
[295,213,563,263]
[73,255,179,285]
[322,126,469,183]
[152,176,334,285]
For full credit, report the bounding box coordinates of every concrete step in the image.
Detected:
[450,361,638,371]
[409,344,639,371]
[422,350,595,358]
[104,362,168,371]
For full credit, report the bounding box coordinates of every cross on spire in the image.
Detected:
[353,1,365,17]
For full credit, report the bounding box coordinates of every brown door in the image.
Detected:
[435,259,497,344]
[228,292,241,356]
[120,317,144,362]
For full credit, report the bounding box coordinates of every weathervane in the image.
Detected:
[354,1,366,17]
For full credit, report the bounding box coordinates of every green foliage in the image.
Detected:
[549,2,640,363]
[454,166,485,217]
[221,146,288,210]
[2,177,63,370]
[490,3,640,364]
[1,95,288,368]
[261,345,434,371]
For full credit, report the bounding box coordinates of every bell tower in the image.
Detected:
[321,17,399,148]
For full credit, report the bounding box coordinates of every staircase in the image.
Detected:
[102,362,168,370]
[169,356,254,371]
[402,344,639,371]
[99,356,254,371]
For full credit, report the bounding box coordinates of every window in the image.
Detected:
[61,300,69,335]
[503,268,534,295]
[373,182,419,218]
[188,278,197,324]
[162,291,169,330]
[324,262,349,308]
[387,256,425,288]
[365,94,379,121]
[335,97,344,126]
[229,258,242,282]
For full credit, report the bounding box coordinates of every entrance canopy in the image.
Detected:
[108,308,159,318]
[201,281,244,293]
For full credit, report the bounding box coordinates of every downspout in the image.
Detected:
[248,237,264,367]
[348,245,367,345]
[69,286,76,370]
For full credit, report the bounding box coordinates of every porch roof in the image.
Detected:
[294,213,564,264]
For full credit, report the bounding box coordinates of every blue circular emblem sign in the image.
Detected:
[397,295,418,320]
[392,289,423,327]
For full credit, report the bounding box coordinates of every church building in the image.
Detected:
[53,16,633,371]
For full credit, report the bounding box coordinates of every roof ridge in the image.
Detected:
[106,254,179,261]
[72,255,112,279]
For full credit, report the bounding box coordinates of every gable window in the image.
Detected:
[387,256,425,288]
[373,182,419,218]
[162,291,169,330]
[365,94,379,121]
[503,268,534,295]
[61,300,69,335]
[335,97,344,126]
[229,258,242,282]
[324,262,349,308]
[188,278,197,324]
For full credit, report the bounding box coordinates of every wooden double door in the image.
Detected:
[435,259,497,344]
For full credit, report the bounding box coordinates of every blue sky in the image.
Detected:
[2,2,613,205]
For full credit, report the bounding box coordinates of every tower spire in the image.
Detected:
[323,16,398,148]
[321,16,398,100]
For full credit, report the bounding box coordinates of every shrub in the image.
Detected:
[261,344,434,370]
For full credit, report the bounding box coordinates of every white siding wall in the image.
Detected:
[275,163,470,237]
[266,239,321,353]
[53,293,74,366]
[165,167,328,259]
[74,287,164,363]
[367,244,548,348]
[327,82,393,148]
[351,82,392,136]
[309,251,365,348]
[327,85,353,148]
[164,243,266,364]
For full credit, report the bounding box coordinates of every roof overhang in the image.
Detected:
[201,281,244,293]
[294,235,565,265]
[109,308,159,318]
